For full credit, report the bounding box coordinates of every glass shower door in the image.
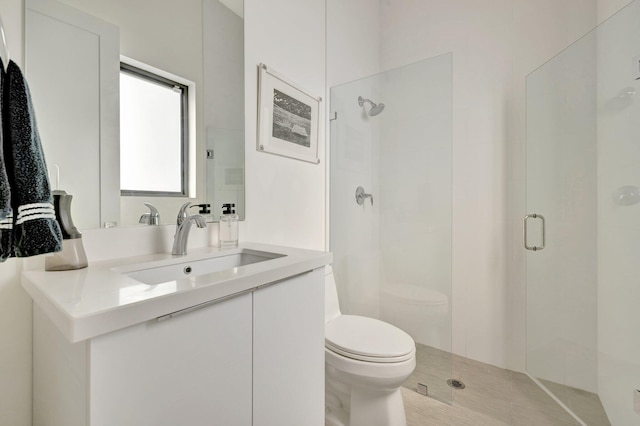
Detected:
[525,27,599,418]
[526,2,640,424]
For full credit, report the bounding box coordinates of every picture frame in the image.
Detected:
[257,63,321,164]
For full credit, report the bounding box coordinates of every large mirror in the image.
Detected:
[24,0,244,228]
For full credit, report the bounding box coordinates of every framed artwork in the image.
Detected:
[257,63,321,164]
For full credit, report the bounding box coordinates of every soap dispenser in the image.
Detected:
[218,203,238,248]
[45,190,88,271]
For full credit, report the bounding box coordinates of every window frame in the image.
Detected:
[119,62,189,197]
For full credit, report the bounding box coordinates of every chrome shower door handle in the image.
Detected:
[524,213,545,251]
[355,186,373,206]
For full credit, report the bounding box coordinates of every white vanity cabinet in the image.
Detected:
[34,293,253,426]
[30,257,327,426]
[253,270,325,425]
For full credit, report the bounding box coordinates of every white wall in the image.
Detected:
[377,55,453,350]
[326,0,382,317]
[599,0,636,19]
[0,1,30,423]
[381,0,598,372]
[596,1,640,423]
[328,75,383,318]
[243,0,326,250]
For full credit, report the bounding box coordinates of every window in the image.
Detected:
[120,62,189,196]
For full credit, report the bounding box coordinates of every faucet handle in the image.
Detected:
[144,202,159,216]
[140,202,160,225]
[177,202,191,225]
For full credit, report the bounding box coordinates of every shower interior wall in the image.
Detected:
[328,78,383,318]
[329,55,453,353]
[595,1,640,423]
[377,55,452,352]
[328,0,601,371]
[326,0,383,317]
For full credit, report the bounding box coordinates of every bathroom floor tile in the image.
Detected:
[539,378,611,426]
[402,387,510,426]
[402,344,610,426]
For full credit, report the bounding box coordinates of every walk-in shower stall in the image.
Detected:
[329,54,453,402]
[330,2,639,423]
[525,1,640,424]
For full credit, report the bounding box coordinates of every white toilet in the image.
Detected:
[324,266,416,426]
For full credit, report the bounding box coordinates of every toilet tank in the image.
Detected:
[325,265,341,322]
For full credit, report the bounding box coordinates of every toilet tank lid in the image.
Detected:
[381,284,448,306]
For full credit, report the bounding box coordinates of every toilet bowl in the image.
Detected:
[381,283,449,348]
[325,266,416,426]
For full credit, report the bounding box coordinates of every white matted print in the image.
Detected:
[257,64,321,164]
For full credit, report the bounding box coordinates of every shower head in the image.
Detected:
[358,96,385,116]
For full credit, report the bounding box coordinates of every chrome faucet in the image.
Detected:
[139,202,160,225]
[172,202,207,256]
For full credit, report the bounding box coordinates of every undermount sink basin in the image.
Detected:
[119,249,286,285]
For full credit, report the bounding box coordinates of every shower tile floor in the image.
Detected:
[402,343,611,425]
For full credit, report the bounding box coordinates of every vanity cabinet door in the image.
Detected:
[252,269,325,426]
[89,293,253,426]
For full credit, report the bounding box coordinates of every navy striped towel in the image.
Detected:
[1,60,61,261]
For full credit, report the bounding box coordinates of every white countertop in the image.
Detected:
[22,243,332,343]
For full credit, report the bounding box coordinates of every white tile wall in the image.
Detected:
[596,1,640,423]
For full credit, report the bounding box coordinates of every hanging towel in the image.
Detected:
[0,59,12,261]
[2,60,61,259]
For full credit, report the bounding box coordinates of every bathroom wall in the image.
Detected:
[328,0,598,370]
[243,0,326,251]
[596,1,640,423]
[380,0,601,372]
[0,0,326,424]
[325,0,382,316]
[328,76,382,317]
[599,0,636,18]
[0,1,30,424]
[377,55,453,351]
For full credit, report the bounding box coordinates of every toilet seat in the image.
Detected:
[325,315,415,363]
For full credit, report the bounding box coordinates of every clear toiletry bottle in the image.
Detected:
[218,203,238,248]
[45,190,88,271]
